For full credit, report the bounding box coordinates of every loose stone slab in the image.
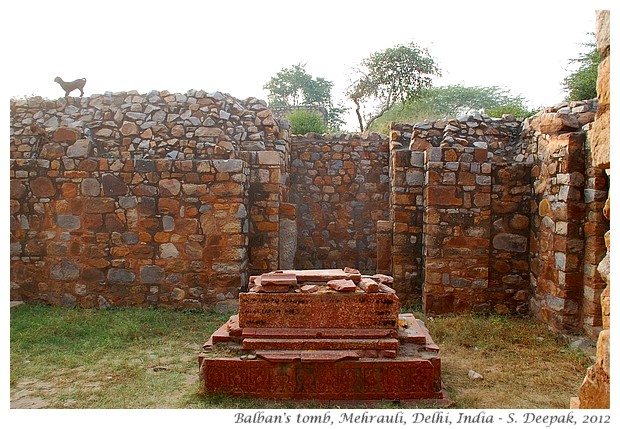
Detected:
[260,272,298,286]
[343,267,363,282]
[254,351,302,362]
[327,279,357,292]
[250,284,291,293]
[365,273,394,286]
[300,284,319,293]
[358,277,379,293]
[378,283,397,294]
[239,292,400,329]
[278,269,360,282]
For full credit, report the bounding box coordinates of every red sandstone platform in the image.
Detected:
[199,312,444,400]
[198,269,446,401]
[239,291,400,329]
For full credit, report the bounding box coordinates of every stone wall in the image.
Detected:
[387,115,529,309]
[289,133,390,272]
[9,68,610,351]
[575,9,610,410]
[10,156,249,309]
[10,90,289,309]
[389,124,425,301]
[521,99,605,334]
[10,90,285,160]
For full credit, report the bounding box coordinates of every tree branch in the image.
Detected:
[353,98,364,133]
[364,102,393,132]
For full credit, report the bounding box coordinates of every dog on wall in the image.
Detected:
[54,77,87,97]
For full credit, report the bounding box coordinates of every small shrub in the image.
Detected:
[485,103,538,119]
[286,109,327,135]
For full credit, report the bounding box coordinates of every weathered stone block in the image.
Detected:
[67,139,90,158]
[50,261,80,281]
[195,127,225,137]
[257,151,281,166]
[10,180,26,199]
[107,268,136,284]
[160,243,179,259]
[135,159,155,172]
[596,10,610,56]
[426,186,462,206]
[84,197,115,213]
[30,177,56,198]
[492,233,528,253]
[406,171,425,186]
[141,265,165,284]
[101,173,128,196]
[56,215,80,230]
[40,143,66,159]
[213,159,244,173]
[52,127,80,143]
[590,111,610,169]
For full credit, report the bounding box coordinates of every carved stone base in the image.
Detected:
[198,313,446,400]
[199,358,442,400]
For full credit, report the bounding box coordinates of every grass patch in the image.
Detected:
[10,305,590,409]
[10,304,228,408]
[422,312,591,408]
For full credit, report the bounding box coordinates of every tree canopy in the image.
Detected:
[263,63,346,131]
[347,42,441,132]
[562,34,600,101]
[286,109,327,135]
[370,85,537,134]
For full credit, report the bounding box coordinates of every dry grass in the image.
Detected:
[10,304,591,409]
[424,313,592,408]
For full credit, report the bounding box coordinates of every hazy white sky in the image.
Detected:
[2,0,614,130]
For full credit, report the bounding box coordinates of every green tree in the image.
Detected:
[263,63,346,131]
[370,85,536,134]
[286,109,327,135]
[347,41,441,132]
[562,34,600,101]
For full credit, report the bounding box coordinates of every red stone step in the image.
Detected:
[210,324,233,343]
[226,315,243,337]
[242,327,397,339]
[301,350,361,362]
[255,350,361,363]
[199,356,444,400]
[254,350,301,362]
[398,314,427,344]
[242,337,399,351]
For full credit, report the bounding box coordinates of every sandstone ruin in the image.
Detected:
[199,268,447,401]
[9,11,610,408]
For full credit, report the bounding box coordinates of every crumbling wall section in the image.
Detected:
[576,9,610,409]
[388,115,529,310]
[10,90,287,309]
[522,99,602,333]
[289,133,390,272]
[10,156,249,309]
[388,124,425,302]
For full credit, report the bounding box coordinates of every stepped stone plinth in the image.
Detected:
[198,269,447,401]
